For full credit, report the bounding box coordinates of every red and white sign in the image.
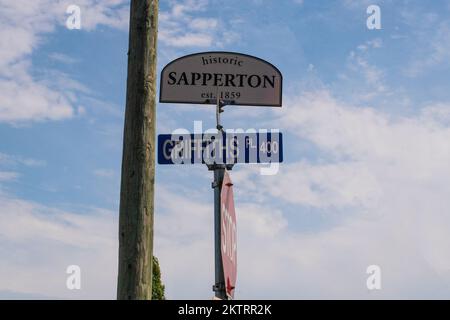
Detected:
[221,170,237,299]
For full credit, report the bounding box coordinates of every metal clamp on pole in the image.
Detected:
[215,87,236,132]
[216,88,224,132]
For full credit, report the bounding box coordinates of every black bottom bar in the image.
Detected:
[0,300,442,319]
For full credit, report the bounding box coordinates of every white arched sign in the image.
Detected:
[160,51,282,107]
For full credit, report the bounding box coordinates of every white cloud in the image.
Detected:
[190,17,217,30]
[0,153,46,168]
[0,77,74,123]
[0,195,118,299]
[154,186,290,299]
[405,21,450,77]
[0,0,129,124]
[73,0,130,31]
[343,0,381,9]
[2,1,450,300]
[3,92,450,300]
[345,39,387,101]
[280,91,450,179]
[160,32,214,48]
[0,172,19,182]
[258,90,450,297]
[421,103,450,126]
[159,0,238,49]
[262,161,382,208]
[93,169,115,178]
[153,89,450,299]
[0,0,240,121]
[48,53,79,65]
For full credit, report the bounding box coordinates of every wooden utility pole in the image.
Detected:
[117,0,158,300]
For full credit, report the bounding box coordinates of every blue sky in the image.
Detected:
[1,0,450,299]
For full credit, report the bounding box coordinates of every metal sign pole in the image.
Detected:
[210,164,226,299]
[209,94,233,299]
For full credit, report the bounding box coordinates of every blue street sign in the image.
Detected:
[158,131,283,165]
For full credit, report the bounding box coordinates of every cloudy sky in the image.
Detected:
[1,0,450,299]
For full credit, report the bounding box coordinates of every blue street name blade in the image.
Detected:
[158,132,283,165]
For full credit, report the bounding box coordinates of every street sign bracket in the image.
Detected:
[215,85,238,132]
[212,283,225,292]
[207,163,234,172]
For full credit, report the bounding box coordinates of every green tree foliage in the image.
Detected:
[152,256,165,300]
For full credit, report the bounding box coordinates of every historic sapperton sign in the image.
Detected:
[160,51,282,107]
